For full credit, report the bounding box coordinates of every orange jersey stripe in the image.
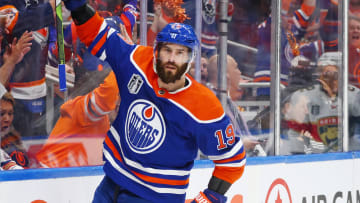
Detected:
[105,136,124,163]
[301,4,315,17]
[77,13,104,47]
[253,76,270,82]
[213,165,245,184]
[9,78,45,88]
[105,136,189,186]
[213,150,246,164]
[132,170,189,186]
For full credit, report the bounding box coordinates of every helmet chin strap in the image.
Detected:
[182,51,196,77]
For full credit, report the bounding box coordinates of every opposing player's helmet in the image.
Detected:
[154,23,199,75]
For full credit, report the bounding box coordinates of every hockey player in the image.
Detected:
[63,0,246,202]
[282,52,360,154]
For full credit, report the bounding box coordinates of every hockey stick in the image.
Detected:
[55,0,67,97]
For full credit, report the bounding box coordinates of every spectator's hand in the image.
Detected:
[150,4,170,34]
[191,189,227,203]
[3,31,33,65]
[242,137,260,151]
[65,63,74,74]
[300,130,312,140]
[63,0,86,11]
[317,78,336,100]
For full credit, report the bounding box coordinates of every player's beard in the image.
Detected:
[156,59,188,84]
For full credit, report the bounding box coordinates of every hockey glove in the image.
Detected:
[191,189,227,203]
[63,0,86,11]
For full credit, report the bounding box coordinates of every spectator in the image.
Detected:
[147,0,188,46]
[208,54,248,101]
[188,56,209,85]
[0,0,56,137]
[0,148,23,170]
[0,30,33,97]
[253,0,324,100]
[348,11,360,88]
[207,54,263,155]
[63,0,246,202]
[0,28,33,168]
[282,52,360,155]
[183,0,234,58]
[0,92,30,168]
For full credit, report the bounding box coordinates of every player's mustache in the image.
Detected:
[164,62,180,69]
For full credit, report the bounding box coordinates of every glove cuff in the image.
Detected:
[204,189,227,203]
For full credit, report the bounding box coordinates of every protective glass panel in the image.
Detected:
[280,0,343,155]
[348,0,360,151]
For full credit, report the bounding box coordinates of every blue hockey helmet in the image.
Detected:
[155,23,199,51]
[154,23,199,75]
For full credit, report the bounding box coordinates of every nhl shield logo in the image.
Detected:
[125,99,166,154]
[128,74,143,94]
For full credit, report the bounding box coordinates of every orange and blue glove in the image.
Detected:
[191,189,227,203]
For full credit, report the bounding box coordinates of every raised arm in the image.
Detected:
[0,31,33,85]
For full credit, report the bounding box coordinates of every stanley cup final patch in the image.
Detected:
[128,74,143,94]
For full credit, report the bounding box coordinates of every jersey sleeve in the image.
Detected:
[10,2,54,36]
[61,71,119,125]
[196,113,246,184]
[83,71,119,122]
[76,12,137,75]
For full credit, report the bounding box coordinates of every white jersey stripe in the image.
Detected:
[90,92,111,116]
[104,149,187,194]
[207,139,244,160]
[84,95,102,122]
[214,159,246,168]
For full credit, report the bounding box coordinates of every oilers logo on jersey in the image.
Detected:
[125,99,166,154]
[127,74,143,94]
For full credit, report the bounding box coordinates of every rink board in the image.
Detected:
[0,152,359,203]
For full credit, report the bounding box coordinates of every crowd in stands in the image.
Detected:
[0,0,360,170]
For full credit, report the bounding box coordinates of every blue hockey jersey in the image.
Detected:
[76,13,246,203]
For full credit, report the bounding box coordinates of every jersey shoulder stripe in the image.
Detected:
[131,47,224,122]
[167,80,225,122]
